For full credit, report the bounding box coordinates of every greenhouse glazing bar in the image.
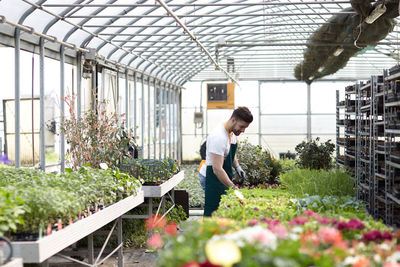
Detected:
[40,38,45,171]
[148,77,151,159]
[164,82,167,159]
[154,80,157,159]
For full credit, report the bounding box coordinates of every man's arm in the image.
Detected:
[211,153,236,188]
[233,154,239,168]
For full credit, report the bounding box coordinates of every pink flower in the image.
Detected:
[303,210,316,216]
[288,216,309,225]
[147,233,163,248]
[248,219,259,226]
[320,217,332,225]
[261,219,280,226]
[382,231,393,240]
[318,227,342,245]
[383,263,400,267]
[268,225,287,239]
[164,222,178,236]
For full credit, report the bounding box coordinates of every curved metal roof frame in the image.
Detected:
[0,0,399,85]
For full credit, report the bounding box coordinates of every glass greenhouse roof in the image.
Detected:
[0,0,399,85]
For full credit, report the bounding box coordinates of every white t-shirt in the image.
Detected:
[199,122,237,176]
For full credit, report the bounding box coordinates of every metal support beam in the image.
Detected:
[141,75,145,155]
[60,45,65,172]
[147,76,151,159]
[133,72,137,137]
[14,29,21,168]
[153,80,157,159]
[258,81,261,146]
[307,83,311,142]
[159,83,162,160]
[39,38,46,171]
[163,83,167,159]
[125,69,129,129]
[168,85,172,158]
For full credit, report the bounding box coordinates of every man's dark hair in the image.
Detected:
[231,106,253,123]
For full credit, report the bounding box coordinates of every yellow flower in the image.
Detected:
[205,240,241,267]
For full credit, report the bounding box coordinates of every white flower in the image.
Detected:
[373,254,382,263]
[99,163,108,170]
[233,190,244,201]
[291,226,303,234]
[379,243,391,251]
[343,256,358,265]
[210,226,277,250]
[386,252,400,263]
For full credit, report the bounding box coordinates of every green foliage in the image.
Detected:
[236,139,281,185]
[0,166,142,236]
[0,189,25,236]
[290,195,366,215]
[279,168,355,197]
[295,137,335,170]
[279,158,296,174]
[216,188,297,221]
[119,158,179,184]
[175,164,204,208]
[61,96,137,170]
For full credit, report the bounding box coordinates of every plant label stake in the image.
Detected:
[57,219,63,231]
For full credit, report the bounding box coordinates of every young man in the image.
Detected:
[203,106,253,216]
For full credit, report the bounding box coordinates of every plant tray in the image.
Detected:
[11,191,144,263]
[142,171,184,197]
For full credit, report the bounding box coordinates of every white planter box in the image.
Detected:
[12,191,144,263]
[142,171,185,197]
[2,258,23,267]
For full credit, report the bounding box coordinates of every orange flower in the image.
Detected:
[146,214,167,230]
[147,233,163,248]
[318,227,342,245]
[352,257,370,267]
[164,222,178,236]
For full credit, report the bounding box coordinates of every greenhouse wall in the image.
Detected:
[182,80,351,161]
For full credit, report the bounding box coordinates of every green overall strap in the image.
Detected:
[204,143,238,216]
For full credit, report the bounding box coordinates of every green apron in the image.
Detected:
[204,143,238,216]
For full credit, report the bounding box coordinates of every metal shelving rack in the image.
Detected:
[384,68,400,227]
[358,80,372,212]
[372,75,385,220]
[336,90,346,167]
[343,84,358,178]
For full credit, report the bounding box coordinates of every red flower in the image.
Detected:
[200,260,222,267]
[363,230,382,242]
[303,210,315,217]
[146,214,167,230]
[147,233,163,248]
[288,216,309,225]
[180,262,201,267]
[382,231,393,240]
[164,222,178,236]
[347,218,365,230]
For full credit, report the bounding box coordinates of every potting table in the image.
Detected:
[123,171,185,221]
[11,190,144,267]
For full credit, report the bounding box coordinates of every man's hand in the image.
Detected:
[235,165,246,185]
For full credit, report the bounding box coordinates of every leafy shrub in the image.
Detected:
[278,158,296,174]
[279,168,355,197]
[236,139,281,185]
[295,137,335,170]
[61,96,137,170]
